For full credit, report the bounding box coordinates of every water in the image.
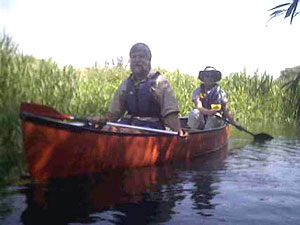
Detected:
[1,135,300,224]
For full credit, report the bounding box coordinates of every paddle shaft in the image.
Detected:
[217,114,274,141]
[215,115,255,136]
[51,115,179,135]
[21,103,179,135]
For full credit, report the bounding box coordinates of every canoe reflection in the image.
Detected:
[22,145,228,225]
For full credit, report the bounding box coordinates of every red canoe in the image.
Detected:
[19,103,230,182]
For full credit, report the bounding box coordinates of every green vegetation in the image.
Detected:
[221,70,298,124]
[0,33,299,183]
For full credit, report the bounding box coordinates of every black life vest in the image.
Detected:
[124,72,161,117]
[199,84,223,111]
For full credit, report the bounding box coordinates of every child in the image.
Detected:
[187,66,239,130]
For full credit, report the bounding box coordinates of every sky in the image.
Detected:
[0,0,299,78]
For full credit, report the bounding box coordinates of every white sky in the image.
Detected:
[1,0,299,78]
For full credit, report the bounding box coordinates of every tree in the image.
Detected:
[268,0,299,24]
[280,67,300,129]
[269,1,300,130]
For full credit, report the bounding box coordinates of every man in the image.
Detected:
[91,43,186,136]
[187,66,240,130]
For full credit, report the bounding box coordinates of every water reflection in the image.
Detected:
[21,146,229,224]
[0,189,13,220]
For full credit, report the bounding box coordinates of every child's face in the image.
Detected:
[202,76,215,86]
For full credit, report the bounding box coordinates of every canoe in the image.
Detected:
[19,103,230,182]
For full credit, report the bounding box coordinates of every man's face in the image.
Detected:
[130,48,151,79]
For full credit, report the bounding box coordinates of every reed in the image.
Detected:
[220,70,297,125]
[0,33,299,182]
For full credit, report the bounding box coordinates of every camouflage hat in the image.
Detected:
[198,66,222,82]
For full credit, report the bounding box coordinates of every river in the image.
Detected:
[1,126,300,225]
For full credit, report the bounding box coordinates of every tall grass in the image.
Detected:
[220,70,297,125]
[70,66,130,115]
[0,33,298,182]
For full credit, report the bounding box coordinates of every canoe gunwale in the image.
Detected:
[19,112,227,137]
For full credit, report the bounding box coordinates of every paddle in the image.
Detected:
[215,115,273,141]
[20,102,179,135]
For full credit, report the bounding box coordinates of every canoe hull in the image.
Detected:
[21,114,229,182]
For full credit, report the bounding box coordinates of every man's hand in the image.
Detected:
[178,129,188,138]
[89,116,107,128]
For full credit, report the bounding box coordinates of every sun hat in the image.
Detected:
[198,66,222,82]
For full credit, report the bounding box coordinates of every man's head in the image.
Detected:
[129,43,152,80]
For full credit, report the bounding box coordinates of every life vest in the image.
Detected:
[198,84,223,111]
[125,72,161,117]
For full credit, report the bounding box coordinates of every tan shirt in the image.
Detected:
[108,70,180,120]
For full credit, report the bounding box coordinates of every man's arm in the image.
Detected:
[155,75,187,136]
[163,112,182,132]
[163,112,187,136]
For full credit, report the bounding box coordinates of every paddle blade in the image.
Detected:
[254,133,274,142]
[20,102,72,120]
